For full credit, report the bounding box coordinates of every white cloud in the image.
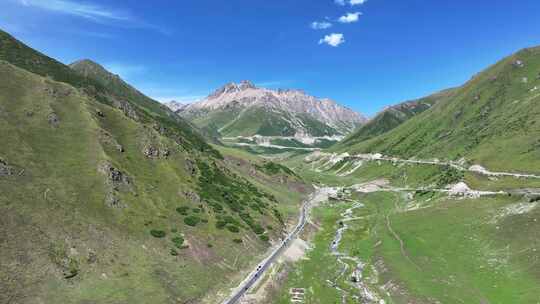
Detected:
[338,12,362,23]
[18,0,131,22]
[350,0,368,5]
[336,0,367,6]
[319,33,345,47]
[310,21,332,30]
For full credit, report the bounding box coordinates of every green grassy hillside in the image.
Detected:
[186,105,340,138]
[0,29,216,157]
[337,46,540,173]
[0,31,308,304]
[340,88,455,146]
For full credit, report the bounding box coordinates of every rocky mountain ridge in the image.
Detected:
[182,81,366,133]
[178,81,366,149]
[164,100,186,112]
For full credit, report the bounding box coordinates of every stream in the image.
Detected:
[328,201,385,304]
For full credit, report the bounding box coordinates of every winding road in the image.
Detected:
[221,187,334,304]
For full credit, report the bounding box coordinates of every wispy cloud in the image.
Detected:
[350,0,368,5]
[14,0,169,34]
[310,21,332,30]
[338,12,362,23]
[18,0,130,22]
[319,33,345,47]
[335,0,368,6]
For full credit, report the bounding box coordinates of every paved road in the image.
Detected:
[221,190,318,304]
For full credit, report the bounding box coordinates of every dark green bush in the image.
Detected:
[172,236,184,248]
[184,215,201,227]
[252,224,265,235]
[436,166,464,187]
[150,230,166,238]
[227,225,240,233]
[216,220,227,229]
[176,206,190,216]
[259,235,269,242]
[233,238,243,244]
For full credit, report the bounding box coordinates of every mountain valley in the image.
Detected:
[1,24,540,304]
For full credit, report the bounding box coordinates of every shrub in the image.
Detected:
[170,248,178,256]
[216,220,227,229]
[171,228,178,233]
[207,243,213,248]
[176,206,190,216]
[192,208,202,213]
[259,235,269,242]
[184,215,201,227]
[252,225,265,235]
[172,236,184,248]
[233,238,243,244]
[227,225,240,233]
[150,230,166,238]
[437,166,464,187]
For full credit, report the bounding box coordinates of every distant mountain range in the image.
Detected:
[164,100,186,112]
[177,81,367,150]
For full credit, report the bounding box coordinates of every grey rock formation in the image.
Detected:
[0,159,13,176]
[48,112,60,127]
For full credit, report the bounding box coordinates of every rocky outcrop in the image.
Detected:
[142,146,169,159]
[99,162,132,208]
[185,159,197,176]
[98,130,124,153]
[113,99,138,121]
[0,159,13,176]
[182,190,201,203]
[48,112,60,127]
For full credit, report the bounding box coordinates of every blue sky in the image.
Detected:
[2,0,540,116]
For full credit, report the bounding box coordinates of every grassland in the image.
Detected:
[274,188,540,303]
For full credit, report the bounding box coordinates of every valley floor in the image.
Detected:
[233,152,540,304]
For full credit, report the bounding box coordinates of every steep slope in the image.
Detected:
[0,31,309,304]
[179,81,367,149]
[337,46,540,173]
[0,29,214,157]
[339,88,456,146]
